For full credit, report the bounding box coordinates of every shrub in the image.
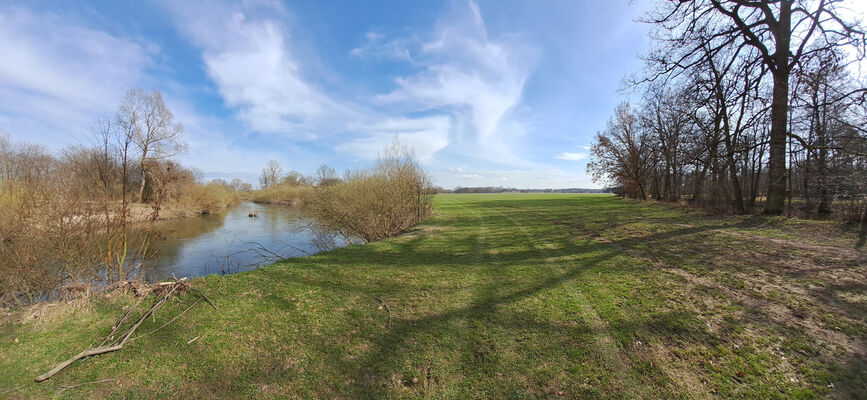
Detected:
[250,184,314,206]
[175,182,238,214]
[310,143,433,243]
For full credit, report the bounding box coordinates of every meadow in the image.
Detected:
[1,194,864,399]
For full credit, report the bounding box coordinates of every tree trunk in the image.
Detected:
[817,88,831,214]
[766,71,790,215]
[764,4,792,215]
[858,199,867,248]
[691,160,709,204]
[719,93,745,214]
[138,151,148,203]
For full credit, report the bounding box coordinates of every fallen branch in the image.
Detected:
[36,346,123,382]
[35,280,209,382]
[372,295,392,328]
[130,297,202,342]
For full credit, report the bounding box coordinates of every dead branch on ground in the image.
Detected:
[35,278,213,382]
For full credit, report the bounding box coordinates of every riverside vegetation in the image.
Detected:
[0,89,242,306]
[0,194,863,398]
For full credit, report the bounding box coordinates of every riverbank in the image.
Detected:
[1,194,864,398]
[126,201,237,222]
[248,184,313,207]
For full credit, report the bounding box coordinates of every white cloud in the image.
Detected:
[374,0,539,167]
[555,152,588,161]
[165,1,350,135]
[0,7,153,143]
[163,0,453,162]
[459,174,483,179]
[336,116,450,160]
[161,0,558,181]
[350,31,414,61]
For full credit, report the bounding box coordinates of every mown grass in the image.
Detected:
[1,194,864,399]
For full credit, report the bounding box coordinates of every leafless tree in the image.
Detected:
[588,103,657,199]
[311,141,433,243]
[259,160,283,189]
[639,0,865,214]
[315,164,340,186]
[115,88,186,203]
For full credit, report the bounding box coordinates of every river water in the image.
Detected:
[144,201,341,281]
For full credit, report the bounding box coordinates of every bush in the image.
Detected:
[250,184,314,206]
[310,143,433,243]
[175,182,238,215]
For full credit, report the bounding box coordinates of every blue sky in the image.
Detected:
[0,0,654,188]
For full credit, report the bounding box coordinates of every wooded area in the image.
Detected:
[588,0,867,228]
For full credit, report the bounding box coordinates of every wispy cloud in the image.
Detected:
[163,0,452,161]
[336,116,450,161]
[164,0,352,136]
[375,0,539,167]
[0,6,154,143]
[555,152,588,161]
[350,31,414,62]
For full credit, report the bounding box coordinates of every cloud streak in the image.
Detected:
[375,0,539,166]
[0,6,154,143]
[555,152,588,161]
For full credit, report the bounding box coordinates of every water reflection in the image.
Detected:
[145,201,344,281]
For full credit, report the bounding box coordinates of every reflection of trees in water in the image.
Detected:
[209,221,353,276]
[310,223,353,252]
[145,202,355,281]
[145,211,228,280]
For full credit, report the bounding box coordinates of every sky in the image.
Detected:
[5,0,859,189]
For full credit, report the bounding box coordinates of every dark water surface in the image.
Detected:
[145,201,339,281]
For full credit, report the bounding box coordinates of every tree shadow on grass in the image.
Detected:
[56,198,861,398]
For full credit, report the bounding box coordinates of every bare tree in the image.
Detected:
[230,178,251,192]
[640,0,865,214]
[588,103,657,199]
[315,164,340,186]
[259,160,283,189]
[116,88,186,203]
[311,141,433,243]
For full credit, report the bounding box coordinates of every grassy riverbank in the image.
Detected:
[1,194,864,399]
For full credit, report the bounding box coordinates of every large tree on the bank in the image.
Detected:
[116,89,186,203]
[640,0,864,214]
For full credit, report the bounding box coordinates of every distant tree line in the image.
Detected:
[588,0,867,228]
[451,187,610,194]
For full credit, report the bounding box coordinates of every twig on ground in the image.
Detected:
[99,294,147,347]
[373,295,392,328]
[56,378,117,395]
[130,297,202,342]
[187,336,200,345]
[0,384,24,396]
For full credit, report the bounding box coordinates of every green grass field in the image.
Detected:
[1,194,864,399]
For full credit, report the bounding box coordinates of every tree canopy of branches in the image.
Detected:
[588,103,657,199]
[633,0,866,215]
[259,160,283,189]
[589,0,867,228]
[116,88,187,203]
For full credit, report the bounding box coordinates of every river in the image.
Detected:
[144,201,343,281]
